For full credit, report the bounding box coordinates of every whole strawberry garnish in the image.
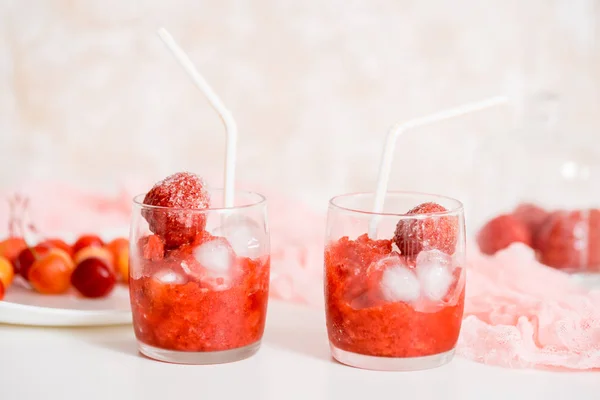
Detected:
[393,202,458,257]
[143,172,211,249]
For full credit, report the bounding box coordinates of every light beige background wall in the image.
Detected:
[1,0,599,226]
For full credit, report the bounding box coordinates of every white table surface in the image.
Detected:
[1,300,598,400]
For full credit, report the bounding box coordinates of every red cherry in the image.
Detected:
[71,258,116,298]
[0,256,15,289]
[0,237,27,265]
[477,214,532,255]
[39,238,73,256]
[0,280,5,300]
[142,172,211,248]
[72,235,104,254]
[73,247,114,272]
[15,245,52,280]
[29,249,75,295]
[105,238,128,260]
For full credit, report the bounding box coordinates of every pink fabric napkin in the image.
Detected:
[1,182,599,370]
[458,243,600,370]
[0,181,134,237]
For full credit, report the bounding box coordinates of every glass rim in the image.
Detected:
[328,191,464,217]
[132,189,267,212]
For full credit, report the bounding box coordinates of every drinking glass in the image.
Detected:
[324,192,466,371]
[129,189,270,364]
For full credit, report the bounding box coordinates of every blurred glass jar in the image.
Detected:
[473,92,600,274]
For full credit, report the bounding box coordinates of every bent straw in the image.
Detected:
[368,96,509,238]
[157,27,238,208]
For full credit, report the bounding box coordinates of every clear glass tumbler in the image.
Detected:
[324,192,466,371]
[129,189,270,364]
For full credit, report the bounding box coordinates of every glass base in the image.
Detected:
[330,344,455,371]
[138,341,261,365]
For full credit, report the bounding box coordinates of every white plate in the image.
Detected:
[0,283,132,326]
[0,229,133,326]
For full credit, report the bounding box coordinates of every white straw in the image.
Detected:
[157,27,238,208]
[368,96,509,238]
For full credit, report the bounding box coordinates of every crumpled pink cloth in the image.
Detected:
[1,182,599,370]
[0,181,134,237]
[458,243,600,370]
[260,190,325,307]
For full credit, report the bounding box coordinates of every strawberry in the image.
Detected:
[533,209,600,270]
[393,202,458,257]
[512,203,549,233]
[143,172,211,249]
[477,214,531,255]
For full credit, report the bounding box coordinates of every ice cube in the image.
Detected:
[416,250,453,301]
[213,216,265,259]
[378,257,421,303]
[416,249,452,269]
[192,238,235,274]
[153,269,188,285]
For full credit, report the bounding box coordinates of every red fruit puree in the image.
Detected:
[325,234,464,358]
[130,233,269,352]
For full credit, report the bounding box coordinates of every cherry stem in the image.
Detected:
[6,193,42,248]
